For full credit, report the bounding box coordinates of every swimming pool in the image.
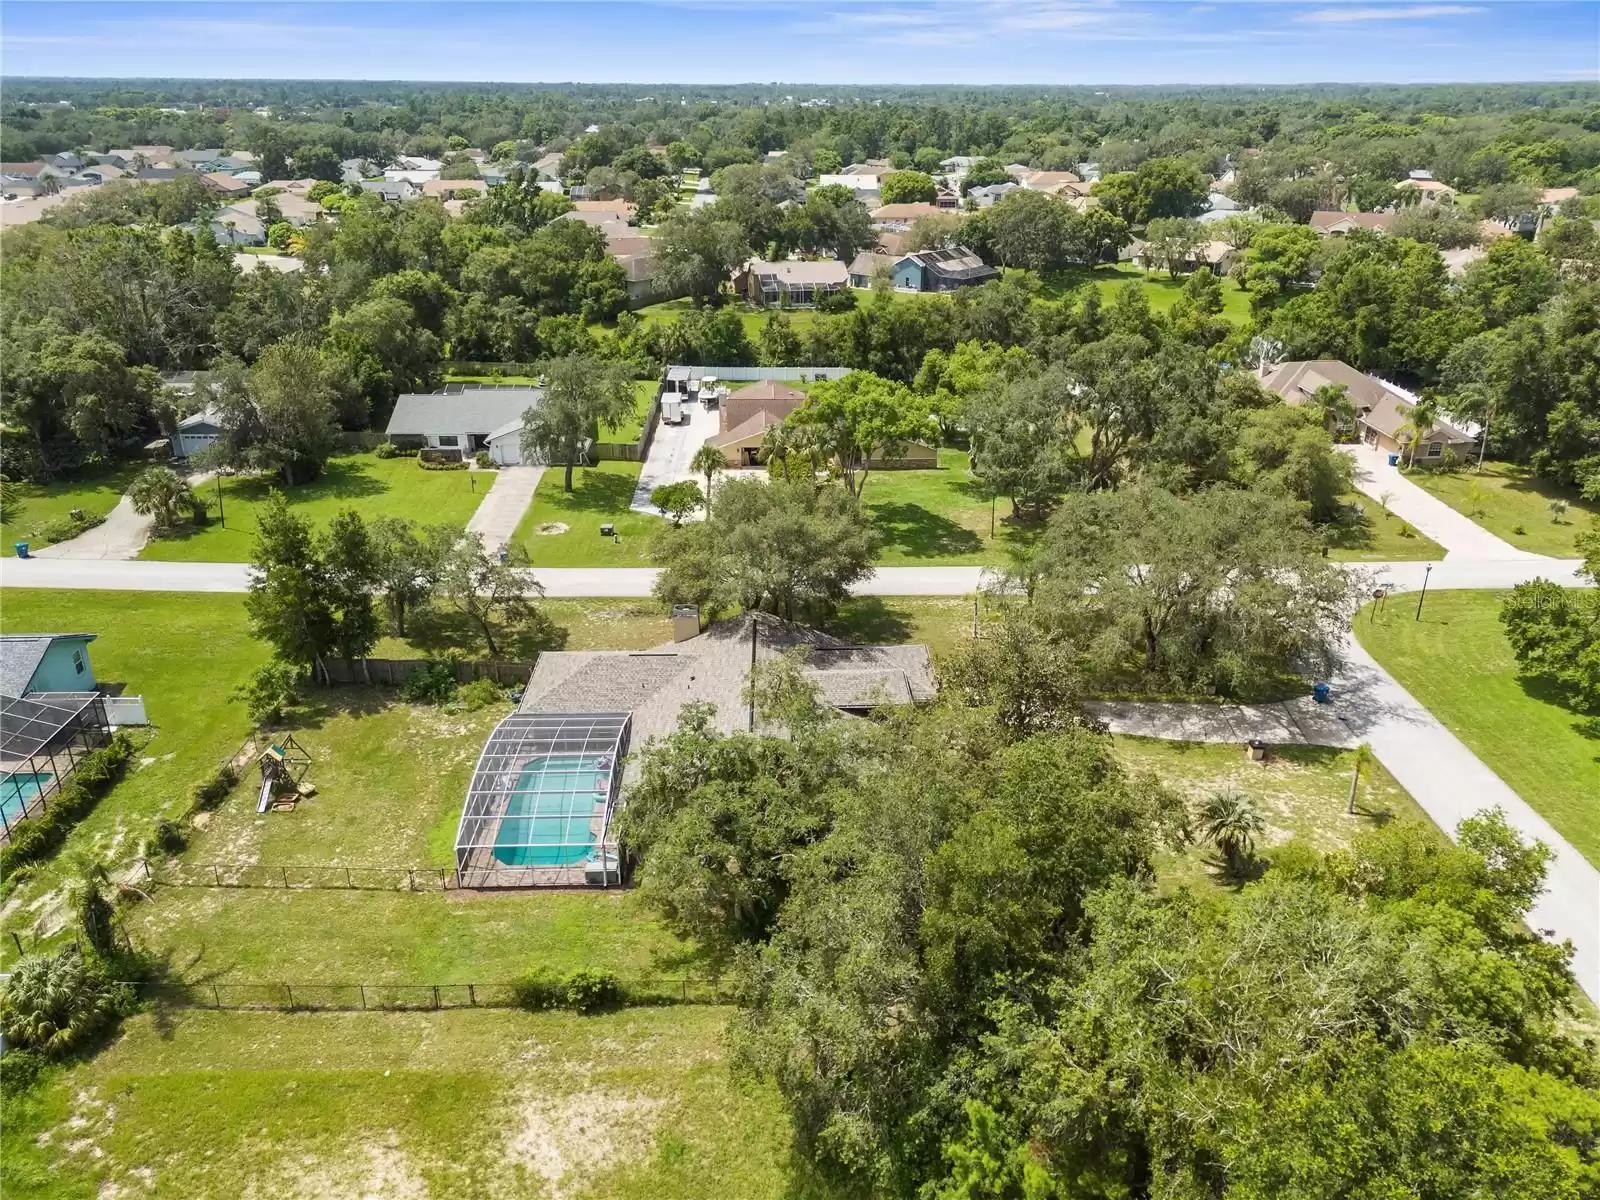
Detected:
[491,753,612,867]
[0,771,51,829]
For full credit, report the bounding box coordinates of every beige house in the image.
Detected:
[1309,211,1396,237]
[421,178,488,200]
[732,259,850,308]
[703,380,937,469]
[1397,178,1457,205]
[1263,359,1478,461]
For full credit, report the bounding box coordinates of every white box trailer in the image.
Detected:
[661,397,682,424]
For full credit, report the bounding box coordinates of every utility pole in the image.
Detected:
[1414,563,1432,621]
[215,474,225,528]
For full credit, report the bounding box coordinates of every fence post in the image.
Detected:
[142,859,152,882]
[468,983,476,1006]
[345,866,352,889]
[212,983,221,1009]
[212,864,221,886]
[10,931,23,956]
[285,984,294,1009]
[433,985,441,1010]
[359,984,367,1010]
[282,866,289,889]
[407,869,415,892]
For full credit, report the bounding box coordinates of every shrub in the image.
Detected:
[816,287,858,314]
[149,818,187,857]
[36,510,107,547]
[474,451,495,469]
[564,968,623,1013]
[233,661,303,725]
[458,677,505,711]
[0,1047,48,1093]
[0,949,130,1058]
[510,968,566,1011]
[0,735,135,877]
[419,457,468,472]
[1397,522,1417,538]
[374,441,401,459]
[1513,523,1528,536]
[402,661,459,705]
[192,763,240,812]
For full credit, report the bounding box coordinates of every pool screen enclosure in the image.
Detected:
[454,711,630,888]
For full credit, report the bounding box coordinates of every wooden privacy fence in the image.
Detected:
[322,658,533,687]
[124,976,732,1011]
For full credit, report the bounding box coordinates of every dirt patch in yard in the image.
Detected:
[505,1087,666,1200]
[536,522,569,536]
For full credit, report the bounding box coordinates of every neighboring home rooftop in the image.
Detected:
[869,202,944,225]
[967,182,1018,207]
[1309,210,1395,236]
[1262,359,1477,459]
[519,612,936,747]
[1541,187,1580,207]
[1441,245,1487,278]
[1019,170,1084,195]
[1263,359,1397,411]
[572,199,635,219]
[901,245,997,285]
[742,259,851,287]
[202,171,252,197]
[1397,178,1455,196]
[421,178,488,199]
[0,634,97,699]
[386,386,544,439]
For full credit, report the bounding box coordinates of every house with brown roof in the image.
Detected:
[1397,178,1457,205]
[732,259,850,308]
[421,178,488,200]
[572,198,635,220]
[869,202,944,228]
[1309,210,1396,237]
[1263,359,1477,461]
[201,171,252,199]
[705,381,810,466]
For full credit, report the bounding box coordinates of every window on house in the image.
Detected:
[1427,442,1443,458]
[72,649,85,674]
[438,435,459,448]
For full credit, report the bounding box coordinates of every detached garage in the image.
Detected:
[386,385,545,465]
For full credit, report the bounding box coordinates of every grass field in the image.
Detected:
[0,1006,801,1200]
[1326,491,1445,561]
[514,462,667,566]
[1039,263,1254,324]
[1402,461,1600,557]
[1111,736,1437,892]
[0,461,146,556]
[139,453,485,562]
[1356,590,1600,866]
[863,449,1043,565]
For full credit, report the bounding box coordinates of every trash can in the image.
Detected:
[1247,739,1267,763]
[13,542,28,559]
[599,523,615,537]
[1387,453,1399,467]
[1312,681,1331,704]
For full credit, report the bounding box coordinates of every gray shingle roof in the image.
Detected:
[0,634,95,698]
[386,387,544,437]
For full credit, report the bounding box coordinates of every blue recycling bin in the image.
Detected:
[1312,681,1331,704]
[13,542,29,559]
[1387,453,1399,466]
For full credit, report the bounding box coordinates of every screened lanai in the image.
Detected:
[453,711,630,888]
[0,691,111,840]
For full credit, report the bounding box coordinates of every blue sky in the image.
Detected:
[3,1,1597,85]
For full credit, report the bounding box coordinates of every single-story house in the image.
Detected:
[1397,178,1456,205]
[384,169,437,188]
[1019,170,1084,196]
[257,177,318,195]
[1132,239,1238,274]
[1309,211,1396,237]
[891,246,999,293]
[361,179,418,203]
[47,152,85,171]
[76,164,126,184]
[385,385,545,465]
[967,182,1019,208]
[1441,246,1487,278]
[1,633,97,696]
[421,178,488,201]
[202,171,252,199]
[848,250,901,289]
[572,199,635,220]
[732,259,850,308]
[869,202,944,229]
[209,209,267,246]
[532,152,564,181]
[0,162,45,183]
[1262,359,1478,461]
[1541,187,1579,209]
[173,406,225,459]
[815,174,881,205]
[703,379,937,469]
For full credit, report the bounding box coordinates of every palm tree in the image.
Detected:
[129,466,201,535]
[762,423,795,481]
[1404,396,1441,467]
[66,857,117,959]
[1200,789,1265,870]
[37,173,61,197]
[1346,742,1375,815]
[690,444,726,515]
[0,948,119,1057]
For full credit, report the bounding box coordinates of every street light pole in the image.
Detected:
[1414,563,1432,621]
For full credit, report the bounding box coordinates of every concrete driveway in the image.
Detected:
[630,394,721,514]
[1342,444,1546,561]
[464,466,542,549]
[32,471,215,562]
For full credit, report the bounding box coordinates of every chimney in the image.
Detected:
[672,605,700,643]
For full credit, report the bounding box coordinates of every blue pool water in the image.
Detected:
[492,754,610,867]
[0,772,51,829]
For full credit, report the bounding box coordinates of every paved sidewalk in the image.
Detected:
[465,466,542,549]
[1343,444,1545,561]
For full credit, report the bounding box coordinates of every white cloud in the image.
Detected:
[1297,5,1482,23]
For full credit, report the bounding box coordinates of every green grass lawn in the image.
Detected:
[1326,491,1445,561]
[139,453,486,563]
[514,461,667,566]
[1356,590,1600,866]
[0,1006,801,1200]
[637,297,821,342]
[1111,736,1438,892]
[0,461,146,556]
[862,449,1044,565]
[1402,461,1600,557]
[1038,263,1253,324]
